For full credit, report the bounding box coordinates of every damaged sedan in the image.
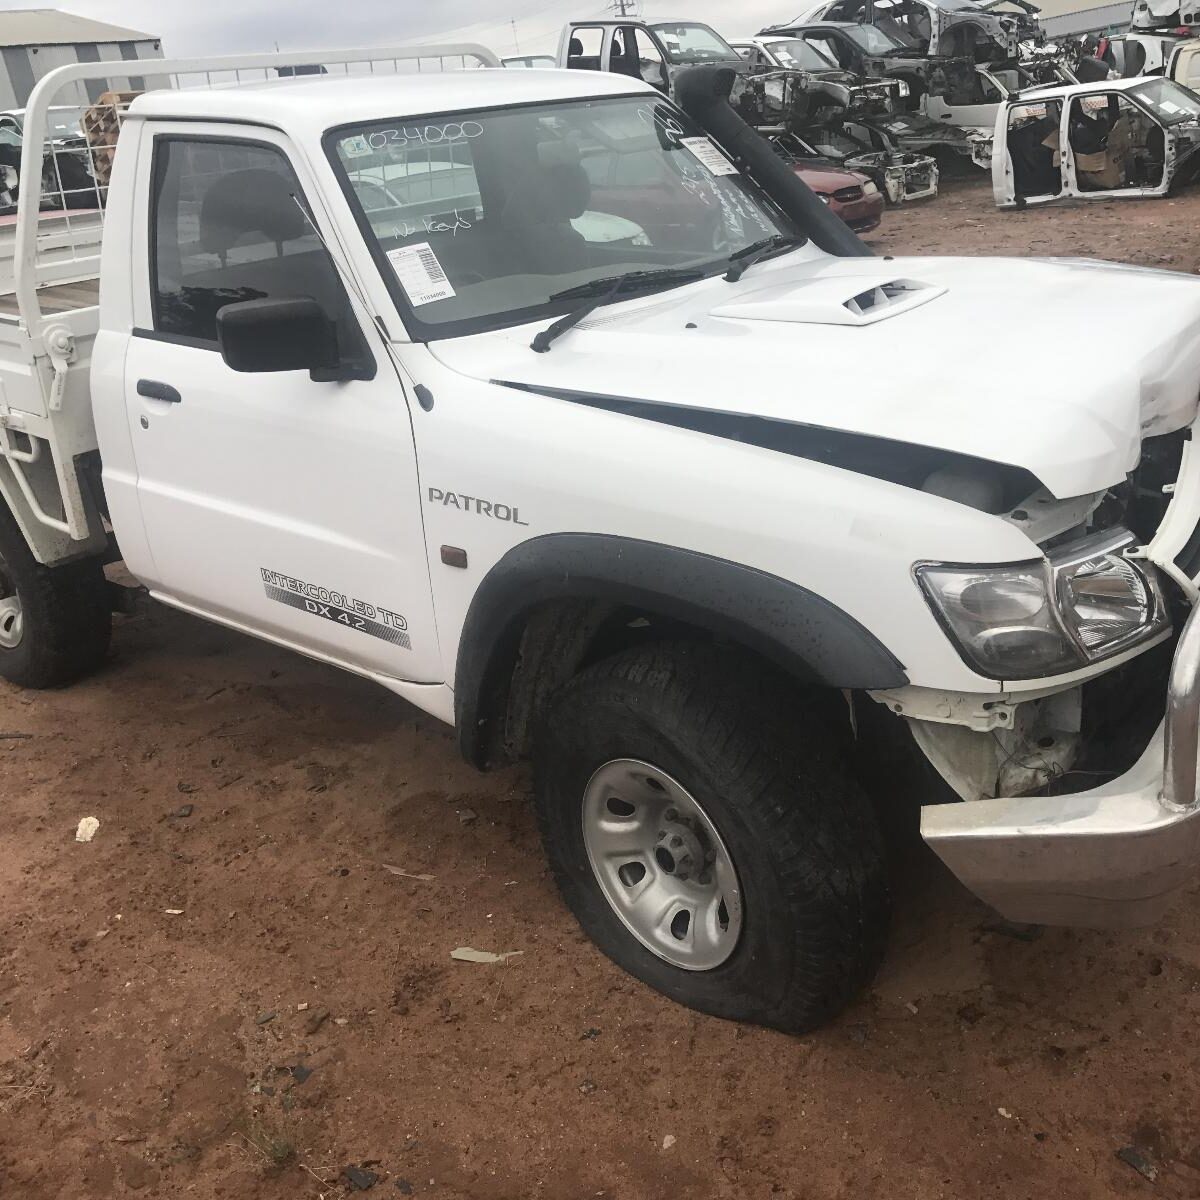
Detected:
[784,125,941,200]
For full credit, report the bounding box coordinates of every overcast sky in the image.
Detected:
[0,0,800,57]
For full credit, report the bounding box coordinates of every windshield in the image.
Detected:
[45,108,83,138]
[1131,78,1200,126]
[330,96,794,340]
[841,24,907,54]
[764,39,839,69]
[649,22,740,63]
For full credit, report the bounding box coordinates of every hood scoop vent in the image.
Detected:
[710,274,946,327]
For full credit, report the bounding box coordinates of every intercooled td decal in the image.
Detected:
[259,569,411,650]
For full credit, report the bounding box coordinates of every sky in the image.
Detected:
[0,0,803,57]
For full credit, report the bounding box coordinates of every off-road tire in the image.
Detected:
[534,643,890,1033]
[0,506,110,688]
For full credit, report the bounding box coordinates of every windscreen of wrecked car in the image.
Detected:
[329,96,798,340]
[1130,79,1200,126]
[765,39,840,70]
[841,24,909,55]
[45,109,84,138]
[650,23,741,63]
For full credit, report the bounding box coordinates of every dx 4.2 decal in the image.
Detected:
[259,568,411,649]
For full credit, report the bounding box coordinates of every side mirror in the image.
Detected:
[216,297,342,379]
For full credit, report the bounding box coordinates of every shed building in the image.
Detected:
[0,8,162,110]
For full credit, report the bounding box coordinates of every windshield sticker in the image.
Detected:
[365,122,484,151]
[259,568,410,649]
[680,136,738,176]
[342,134,373,158]
[386,242,456,306]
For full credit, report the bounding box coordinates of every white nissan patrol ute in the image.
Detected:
[3,45,1200,1034]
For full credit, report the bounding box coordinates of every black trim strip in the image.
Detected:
[132,326,214,351]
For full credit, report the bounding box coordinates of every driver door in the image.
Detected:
[117,124,441,682]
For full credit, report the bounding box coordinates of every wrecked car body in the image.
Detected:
[995,76,1200,207]
[766,17,1001,163]
[560,20,876,132]
[731,35,906,114]
[785,127,941,199]
[846,107,992,168]
[786,0,1020,61]
[1130,0,1200,33]
[979,0,1045,45]
[765,18,983,110]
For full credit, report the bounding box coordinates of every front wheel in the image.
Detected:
[534,644,890,1033]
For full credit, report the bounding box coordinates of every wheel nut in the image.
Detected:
[670,835,683,848]
[664,808,677,821]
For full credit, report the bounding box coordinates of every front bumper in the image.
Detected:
[830,192,884,233]
[922,606,1200,927]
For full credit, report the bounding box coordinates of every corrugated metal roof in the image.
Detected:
[0,8,157,48]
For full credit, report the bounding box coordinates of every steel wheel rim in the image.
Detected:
[581,758,743,971]
[0,559,21,650]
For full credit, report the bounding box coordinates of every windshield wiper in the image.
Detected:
[531,267,707,353]
[723,234,804,282]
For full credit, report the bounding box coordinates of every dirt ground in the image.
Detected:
[4,178,1200,1200]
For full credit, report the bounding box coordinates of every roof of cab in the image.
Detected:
[127,68,655,133]
[1017,76,1157,101]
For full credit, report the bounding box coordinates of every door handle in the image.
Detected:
[136,379,182,404]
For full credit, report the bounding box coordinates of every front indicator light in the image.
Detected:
[1055,537,1164,654]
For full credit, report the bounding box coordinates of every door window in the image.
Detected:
[149,137,366,359]
[809,34,852,68]
[633,28,668,89]
[566,27,604,69]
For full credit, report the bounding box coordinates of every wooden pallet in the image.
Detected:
[81,90,141,186]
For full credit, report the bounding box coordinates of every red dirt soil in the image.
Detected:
[3,179,1200,1200]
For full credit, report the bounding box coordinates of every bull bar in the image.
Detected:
[923,604,1200,927]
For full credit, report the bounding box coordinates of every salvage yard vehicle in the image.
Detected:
[782,125,940,200]
[766,20,992,161]
[0,106,98,214]
[7,46,1200,1037]
[785,154,886,228]
[730,34,907,112]
[995,75,1200,206]
[559,17,871,133]
[786,0,1019,60]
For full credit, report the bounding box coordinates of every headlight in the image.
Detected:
[896,80,910,97]
[916,529,1167,680]
[861,179,879,196]
[816,192,831,204]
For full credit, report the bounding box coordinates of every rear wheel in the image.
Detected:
[534,644,890,1033]
[0,507,110,688]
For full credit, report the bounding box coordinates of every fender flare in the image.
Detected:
[454,533,907,766]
